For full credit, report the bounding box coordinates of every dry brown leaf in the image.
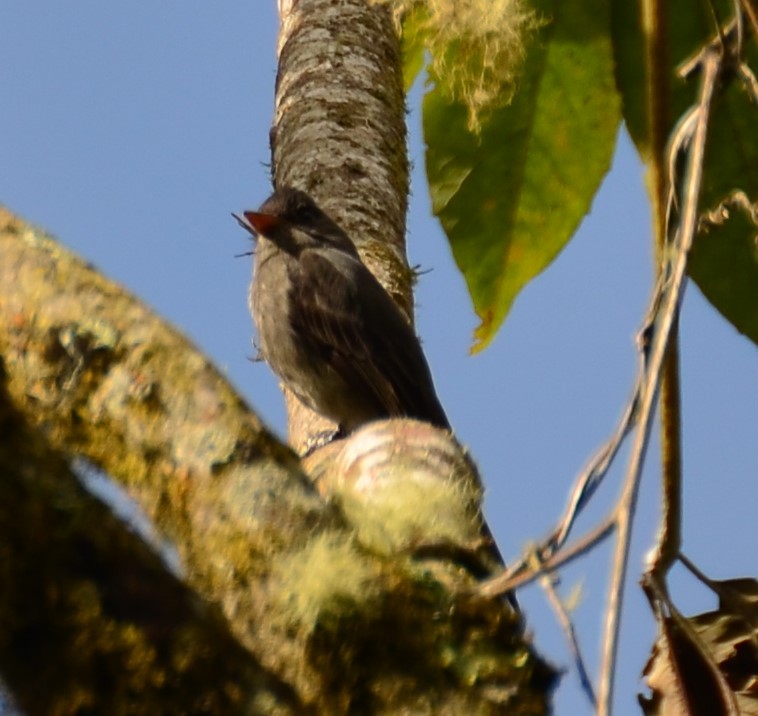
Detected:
[641,578,758,715]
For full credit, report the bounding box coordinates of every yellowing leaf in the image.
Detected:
[424,0,620,351]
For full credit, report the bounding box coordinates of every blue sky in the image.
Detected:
[2,4,757,714]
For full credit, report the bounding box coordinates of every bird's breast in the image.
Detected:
[250,248,326,408]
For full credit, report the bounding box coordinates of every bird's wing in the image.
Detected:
[291,249,449,427]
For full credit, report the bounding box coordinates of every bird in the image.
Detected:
[234,186,450,435]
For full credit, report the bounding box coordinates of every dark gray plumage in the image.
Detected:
[235,186,449,434]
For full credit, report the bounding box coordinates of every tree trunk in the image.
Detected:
[270,0,415,453]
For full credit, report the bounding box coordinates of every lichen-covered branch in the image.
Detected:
[0,206,346,699]
[0,377,300,715]
[0,208,552,713]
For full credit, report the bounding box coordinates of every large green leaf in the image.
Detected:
[400,3,427,91]
[612,0,758,345]
[690,73,758,344]
[424,0,620,351]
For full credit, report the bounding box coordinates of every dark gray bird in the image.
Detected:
[234,186,450,435]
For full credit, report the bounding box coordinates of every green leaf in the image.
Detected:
[424,0,621,351]
[612,0,758,346]
[689,195,758,342]
[400,3,428,92]
[611,0,721,160]
[691,62,758,345]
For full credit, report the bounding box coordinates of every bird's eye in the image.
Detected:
[294,203,319,222]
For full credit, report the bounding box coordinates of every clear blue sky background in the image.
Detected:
[2,4,756,714]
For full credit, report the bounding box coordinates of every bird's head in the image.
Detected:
[234,186,359,256]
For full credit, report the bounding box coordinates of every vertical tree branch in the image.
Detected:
[645,0,683,579]
[272,0,412,452]
[642,0,682,580]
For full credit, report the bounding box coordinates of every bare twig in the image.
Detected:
[597,46,723,716]
[482,180,690,604]
[664,107,699,240]
[551,390,639,550]
[742,0,758,38]
[479,411,631,594]
[479,279,658,601]
[480,269,669,600]
[539,570,597,709]
[698,189,758,231]
[481,6,753,709]
[738,61,758,99]
[648,0,682,611]
[678,17,737,78]
[481,517,616,596]
[677,552,717,589]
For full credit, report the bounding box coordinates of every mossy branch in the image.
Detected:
[0,379,299,715]
[0,207,553,713]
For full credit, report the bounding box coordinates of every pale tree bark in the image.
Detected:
[0,0,554,713]
[271,0,416,452]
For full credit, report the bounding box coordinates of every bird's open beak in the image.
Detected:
[242,211,282,236]
[232,211,283,237]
